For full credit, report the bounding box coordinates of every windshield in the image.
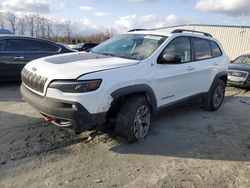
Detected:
[91,34,167,60]
[233,55,250,65]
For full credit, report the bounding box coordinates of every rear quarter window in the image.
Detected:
[210,41,222,57]
[25,39,60,52]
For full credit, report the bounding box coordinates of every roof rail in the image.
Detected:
[171,29,213,37]
[128,29,148,32]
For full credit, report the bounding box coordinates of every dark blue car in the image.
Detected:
[0,35,75,81]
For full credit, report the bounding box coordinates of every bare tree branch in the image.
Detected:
[5,12,18,34]
[18,17,25,35]
[0,12,5,29]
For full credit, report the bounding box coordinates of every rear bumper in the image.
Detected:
[20,84,106,133]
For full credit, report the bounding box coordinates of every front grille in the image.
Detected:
[228,71,248,78]
[21,68,47,93]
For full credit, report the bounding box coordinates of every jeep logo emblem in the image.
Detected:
[32,67,37,72]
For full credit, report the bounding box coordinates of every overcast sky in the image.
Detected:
[0,0,249,33]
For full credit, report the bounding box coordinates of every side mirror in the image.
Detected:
[158,53,181,64]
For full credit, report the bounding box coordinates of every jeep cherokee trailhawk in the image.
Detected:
[21,29,229,143]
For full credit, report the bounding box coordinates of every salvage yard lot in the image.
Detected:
[0,83,249,188]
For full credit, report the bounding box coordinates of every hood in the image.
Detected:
[25,52,139,80]
[229,63,250,72]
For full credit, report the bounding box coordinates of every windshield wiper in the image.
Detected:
[94,52,137,60]
[100,52,115,57]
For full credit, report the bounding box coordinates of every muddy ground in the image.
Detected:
[0,83,249,188]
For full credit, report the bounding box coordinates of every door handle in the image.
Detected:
[14,56,24,60]
[213,62,219,66]
[186,66,194,71]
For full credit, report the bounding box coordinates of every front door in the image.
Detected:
[151,36,211,108]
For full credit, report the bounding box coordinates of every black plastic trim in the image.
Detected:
[156,92,208,113]
[171,29,213,37]
[20,84,106,133]
[210,71,228,91]
[111,84,157,113]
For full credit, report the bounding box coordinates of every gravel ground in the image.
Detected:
[0,83,249,188]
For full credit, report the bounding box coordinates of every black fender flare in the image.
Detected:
[111,84,157,113]
[209,71,228,91]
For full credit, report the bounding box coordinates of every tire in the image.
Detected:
[115,95,152,143]
[202,79,225,111]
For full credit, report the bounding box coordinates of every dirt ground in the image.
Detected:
[0,83,249,188]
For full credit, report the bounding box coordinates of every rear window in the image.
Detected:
[210,41,222,57]
[25,40,60,52]
[192,38,212,60]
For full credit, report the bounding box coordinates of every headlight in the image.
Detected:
[49,79,102,93]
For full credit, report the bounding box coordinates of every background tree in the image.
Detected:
[18,17,25,35]
[0,12,5,29]
[26,14,36,37]
[0,11,111,44]
[64,20,71,44]
[5,12,18,34]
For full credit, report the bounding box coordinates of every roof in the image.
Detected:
[0,29,12,34]
[155,24,250,30]
[126,30,171,37]
[126,29,218,42]
[0,35,56,43]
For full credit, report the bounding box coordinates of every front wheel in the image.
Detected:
[115,95,152,143]
[202,79,225,111]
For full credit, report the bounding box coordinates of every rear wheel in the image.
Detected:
[115,95,151,143]
[203,79,225,111]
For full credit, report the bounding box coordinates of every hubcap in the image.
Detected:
[213,85,224,108]
[133,105,151,140]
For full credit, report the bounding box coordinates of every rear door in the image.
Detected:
[24,39,61,61]
[0,38,26,80]
[191,37,222,92]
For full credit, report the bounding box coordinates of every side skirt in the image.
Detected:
[155,92,208,114]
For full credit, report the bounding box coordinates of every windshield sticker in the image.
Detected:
[144,35,163,40]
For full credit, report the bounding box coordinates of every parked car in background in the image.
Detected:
[73,42,99,52]
[0,35,76,81]
[228,52,250,88]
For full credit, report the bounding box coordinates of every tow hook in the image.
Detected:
[44,115,54,123]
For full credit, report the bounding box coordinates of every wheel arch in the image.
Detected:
[111,84,157,113]
[210,71,228,91]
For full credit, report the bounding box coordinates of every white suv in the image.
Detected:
[21,29,228,143]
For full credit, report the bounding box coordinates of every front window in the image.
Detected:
[162,37,191,63]
[91,34,167,60]
[242,56,250,65]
